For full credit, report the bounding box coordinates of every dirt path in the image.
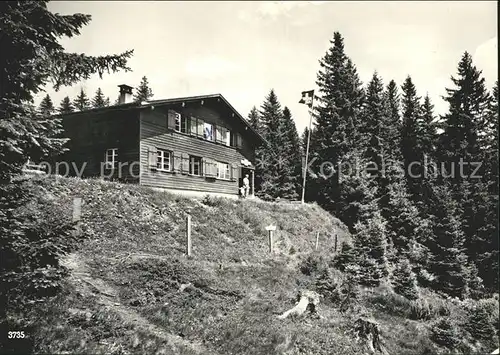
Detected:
[61,252,216,355]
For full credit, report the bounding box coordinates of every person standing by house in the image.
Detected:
[243,174,250,198]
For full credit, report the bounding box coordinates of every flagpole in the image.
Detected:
[301,97,314,204]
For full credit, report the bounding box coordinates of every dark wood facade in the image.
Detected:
[58,94,263,197]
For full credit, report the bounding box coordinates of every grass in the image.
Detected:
[8,175,500,355]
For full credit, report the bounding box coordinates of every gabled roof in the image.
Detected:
[141,94,265,145]
[60,93,266,145]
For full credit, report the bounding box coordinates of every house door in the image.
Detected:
[240,167,254,196]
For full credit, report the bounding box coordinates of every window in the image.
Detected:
[216,126,231,146]
[105,148,118,169]
[204,122,214,141]
[189,116,205,138]
[156,149,171,171]
[216,161,230,180]
[168,110,188,133]
[189,156,202,176]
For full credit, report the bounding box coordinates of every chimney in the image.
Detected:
[118,84,133,104]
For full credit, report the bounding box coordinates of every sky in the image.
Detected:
[41,1,497,134]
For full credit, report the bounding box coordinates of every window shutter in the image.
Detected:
[226,130,231,146]
[236,133,243,149]
[148,146,157,169]
[197,118,205,137]
[181,153,190,174]
[167,110,176,130]
[173,152,182,172]
[231,164,238,181]
[190,117,197,136]
[211,160,218,177]
[203,158,210,177]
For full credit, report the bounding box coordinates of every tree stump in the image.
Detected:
[277,290,320,319]
[354,316,388,354]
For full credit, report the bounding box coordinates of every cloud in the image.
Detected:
[239,1,326,22]
[184,56,243,79]
[473,36,498,87]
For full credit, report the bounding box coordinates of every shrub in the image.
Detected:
[333,242,355,271]
[315,268,342,303]
[430,317,461,349]
[299,253,327,276]
[409,298,434,321]
[464,303,496,341]
[0,180,79,353]
[392,258,419,300]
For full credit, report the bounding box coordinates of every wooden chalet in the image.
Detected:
[57,85,265,198]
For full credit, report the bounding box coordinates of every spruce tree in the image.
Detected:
[419,94,438,159]
[439,53,496,291]
[309,31,365,210]
[282,106,302,198]
[337,149,379,231]
[38,94,55,116]
[383,80,402,161]
[104,97,110,107]
[400,76,422,201]
[92,87,106,108]
[0,1,132,181]
[352,210,389,287]
[134,76,154,102]
[438,52,489,183]
[464,303,496,340]
[333,241,356,271]
[361,72,386,184]
[247,106,263,134]
[392,258,419,300]
[381,163,423,255]
[427,183,469,299]
[73,88,90,111]
[256,89,297,200]
[58,96,74,114]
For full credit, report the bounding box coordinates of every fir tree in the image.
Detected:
[92,87,106,108]
[333,241,356,271]
[0,1,132,180]
[256,90,297,200]
[464,303,496,340]
[439,53,496,291]
[419,94,438,159]
[282,106,302,198]
[38,94,55,116]
[247,106,263,134]
[73,88,90,111]
[352,210,389,287]
[361,72,386,184]
[430,318,461,349]
[392,258,419,300]
[104,96,111,107]
[427,184,469,299]
[134,76,154,102]
[400,76,423,201]
[383,80,402,160]
[337,149,379,231]
[438,52,490,183]
[58,96,74,114]
[378,162,430,264]
[309,31,365,211]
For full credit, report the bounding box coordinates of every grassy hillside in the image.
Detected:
[3,175,499,355]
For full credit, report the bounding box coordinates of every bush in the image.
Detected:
[392,258,419,300]
[430,317,461,349]
[0,180,79,353]
[464,303,496,341]
[333,242,355,271]
[299,253,328,276]
[409,298,435,321]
